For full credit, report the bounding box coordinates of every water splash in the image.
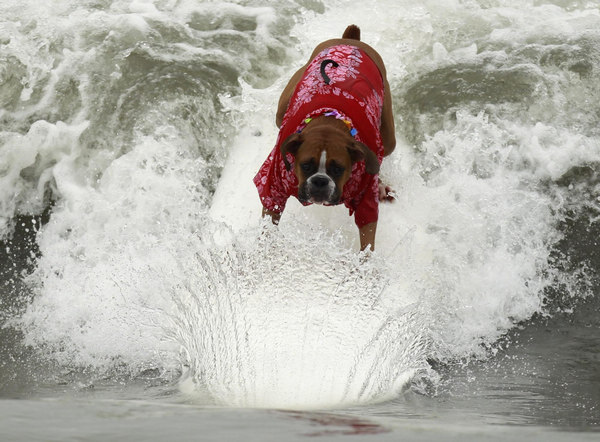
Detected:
[167,220,430,409]
[6,0,600,412]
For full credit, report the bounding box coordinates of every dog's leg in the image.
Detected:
[262,207,282,225]
[359,221,377,251]
[380,82,396,156]
[276,67,306,127]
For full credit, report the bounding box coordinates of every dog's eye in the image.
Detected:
[328,162,345,178]
[300,161,316,175]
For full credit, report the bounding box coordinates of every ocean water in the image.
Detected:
[1,0,599,440]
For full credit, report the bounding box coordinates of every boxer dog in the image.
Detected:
[254,25,396,251]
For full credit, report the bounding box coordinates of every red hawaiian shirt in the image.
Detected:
[254,44,384,228]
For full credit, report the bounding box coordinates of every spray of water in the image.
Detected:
[164,220,430,408]
[3,0,599,410]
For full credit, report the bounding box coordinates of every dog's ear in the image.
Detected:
[280,133,303,171]
[347,141,380,175]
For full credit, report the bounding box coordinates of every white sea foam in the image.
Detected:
[4,0,600,409]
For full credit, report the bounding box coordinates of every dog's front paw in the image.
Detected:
[378,180,396,202]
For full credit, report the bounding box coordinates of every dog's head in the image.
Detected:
[280,127,379,205]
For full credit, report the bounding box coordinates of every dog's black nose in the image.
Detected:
[311,176,329,188]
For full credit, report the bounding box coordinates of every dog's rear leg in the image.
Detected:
[342,25,361,41]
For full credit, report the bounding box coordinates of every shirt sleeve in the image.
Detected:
[352,174,379,228]
[253,147,295,213]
